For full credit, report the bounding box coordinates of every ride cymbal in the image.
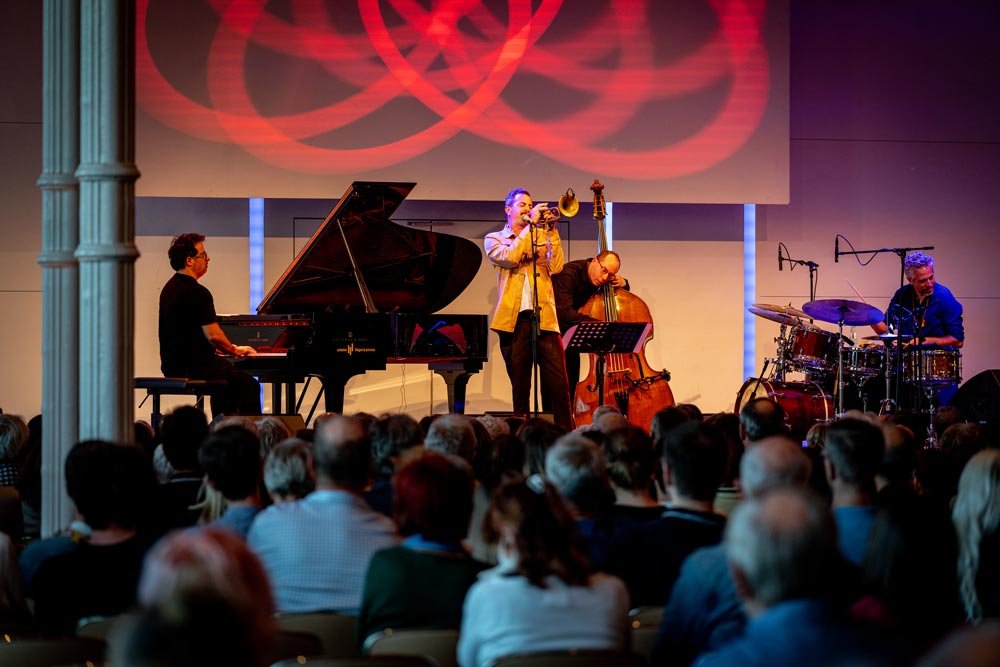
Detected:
[802,299,884,326]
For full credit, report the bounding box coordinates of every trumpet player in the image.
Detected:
[484,187,573,431]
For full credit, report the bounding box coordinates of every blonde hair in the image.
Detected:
[953,449,1000,622]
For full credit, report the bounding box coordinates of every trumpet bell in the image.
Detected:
[558,188,579,218]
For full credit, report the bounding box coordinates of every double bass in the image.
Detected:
[573,180,674,430]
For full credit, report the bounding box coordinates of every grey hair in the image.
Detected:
[0,414,28,462]
[263,438,315,500]
[725,487,837,608]
[903,252,934,280]
[255,416,292,459]
[424,414,476,463]
[739,436,812,498]
[953,449,1000,622]
[544,433,609,513]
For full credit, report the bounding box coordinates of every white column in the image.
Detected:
[37,0,81,537]
[76,0,140,442]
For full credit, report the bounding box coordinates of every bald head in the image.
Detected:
[313,415,371,490]
[739,435,812,498]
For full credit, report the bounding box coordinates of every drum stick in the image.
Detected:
[846,280,870,304]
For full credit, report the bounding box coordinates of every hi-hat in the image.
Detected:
[748,307,804,327]
[802,299,884,326]
[751,303,810,319]
[862,332,914,341]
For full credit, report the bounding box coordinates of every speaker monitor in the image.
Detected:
[948,370,1000,423]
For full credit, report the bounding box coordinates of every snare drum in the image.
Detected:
[902,349,962,386]
[735,379,833,440]
[844,346,885,377]
[789,326,838,370]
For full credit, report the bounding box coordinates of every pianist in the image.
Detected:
[158,233,261,417]
[485,188,573,431]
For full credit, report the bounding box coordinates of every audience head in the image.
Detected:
[940,422,985,469]
[953,448,1000,622]
[424,413,477,463]
[725,487,839,615]
[878,423,917,490]
[933,405,963,439]
[545,433,611,517]
[135,526,275,662]
[477,432,526,494]
[313,414,371,491]
[590,405,621,426]
[210,415,258,435]
[0,414,28,463]
[824,417,885,493]
[198,426,262,502]
[739,398,787,443]
[518,418,567,476]
[160,406,210,473]
[651,405,699,448]
[66,440,156,531]
[603,426,657,493]
[661,421,727,503]
[476,414,510,440]
[707,412,744,488]
[739,435,812,498]
[484,475,591,588]
[593,410,629,435]
[394,452,474,543]
[254,416,291,458]
[263,438,315,503]
[369,413,424,478]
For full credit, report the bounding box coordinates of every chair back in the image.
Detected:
[266,629,325,665]
[627,605,664,662]
[364,628,460,667]
[77,612,139,640]
[0,636,106,667]
[627,605,664,626]
[487,650,644,667]
[275,611,362,658]
[271,657,435,667]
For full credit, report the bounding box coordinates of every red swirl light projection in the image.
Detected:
[137,0,783,201]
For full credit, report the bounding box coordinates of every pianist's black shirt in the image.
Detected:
[159,273,218,375]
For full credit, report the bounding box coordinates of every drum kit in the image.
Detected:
[737,299,962,440]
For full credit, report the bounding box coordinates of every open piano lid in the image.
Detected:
[257,181,483,315]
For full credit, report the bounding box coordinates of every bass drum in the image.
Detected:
[735,379,833,441]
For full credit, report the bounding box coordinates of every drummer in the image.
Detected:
[870,252,964,349]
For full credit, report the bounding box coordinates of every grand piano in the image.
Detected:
[219,181,488,418]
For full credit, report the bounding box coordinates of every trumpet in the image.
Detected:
[531,188,580,228]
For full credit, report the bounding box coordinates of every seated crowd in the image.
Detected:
[0,399,999,667]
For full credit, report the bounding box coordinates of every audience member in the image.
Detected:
[0,531,30,633]
[698,487,896,666]
[248,414,398,613]
[803,420,832,501]
[358,453,486,644]
[0,414,28,487]
[953,448,1000,622]
[365,413,424,517]
[15,414,42,538]
[199,425,264,538]
[545,432,616,568]
[517,418,566,476]
[255,415,292,458]
[855,497,962,654]
[605,421,727,607]
[707,412,743,516]
[932,405,963,441]
[263,438,315,504]
[135,525,275,660]
[475,414,510,441]
[738,397,787,444]
[31,440,157,635]
[653,435,812,667]
[156,406,210,533]
[457,476,628,667]
[824,417,884,567]
[916,621,1000,667]
[424,413,477,463]
[603,425,663,522]
[876,422,918,506]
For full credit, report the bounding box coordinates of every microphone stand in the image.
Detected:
[529,218,542,420]
[780,248,820,302]
[834,242,934,289]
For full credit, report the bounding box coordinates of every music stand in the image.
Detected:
[563,321,652,410]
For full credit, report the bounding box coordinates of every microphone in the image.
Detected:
[778,245,783,271]
[521,213,532,225]
[835,236,839,263]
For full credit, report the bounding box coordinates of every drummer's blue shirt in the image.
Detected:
[886,282,964,345]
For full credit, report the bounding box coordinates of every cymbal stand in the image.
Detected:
[924,384,942,449]
[835,315,847,415]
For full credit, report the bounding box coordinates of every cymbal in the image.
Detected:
[752,303,810,319]
[802,299,884,326]
[863,332,914,341]
[748,307,804,327]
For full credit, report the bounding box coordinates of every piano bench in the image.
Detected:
[133,377,228,432]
